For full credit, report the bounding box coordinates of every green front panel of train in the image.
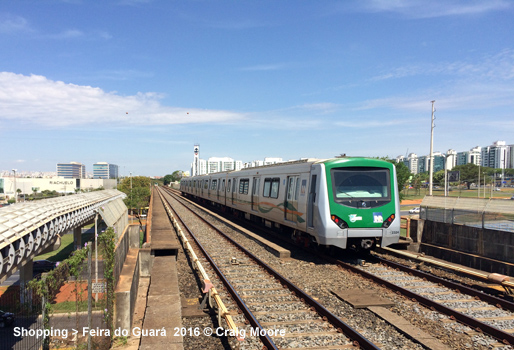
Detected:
[323,158,397,229]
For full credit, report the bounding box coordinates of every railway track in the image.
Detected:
[163,186,514,349]
[157,187,380,349]
[343,258,514,346]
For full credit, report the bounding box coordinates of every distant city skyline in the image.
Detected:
[3,139,513,178]
[1,1,513,175]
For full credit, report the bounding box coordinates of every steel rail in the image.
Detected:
[170,185,514,345]
[378,246,514,291]
[332,258,514,346]
[373,255,514,312]
[161,186,381,350]
[158,187,278,350]
[156,190,240,338]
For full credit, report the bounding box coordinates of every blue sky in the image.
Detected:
[1,0,513,176]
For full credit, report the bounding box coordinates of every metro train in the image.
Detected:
[180,157,400,251]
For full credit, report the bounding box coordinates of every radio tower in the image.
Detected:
[193,144,200,176]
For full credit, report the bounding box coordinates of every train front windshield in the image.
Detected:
[330,167,391,208]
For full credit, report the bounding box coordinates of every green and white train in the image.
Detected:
[180,157,400,251]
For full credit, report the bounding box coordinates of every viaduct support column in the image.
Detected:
[19,260,33,304]
[74,226,82,250]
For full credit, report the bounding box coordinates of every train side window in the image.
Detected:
[270,178,280,198]
[227,179,231,192]
[211,179,217,190]
[221,179,225,192]
[204,181,208,190]
[239,178,249,194]
[263,178,271,197]
[295,177,301,201]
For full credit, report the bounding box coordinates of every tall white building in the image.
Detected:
[207,157,237,173]
[403,153,419,175]
[457,146,481,166]
[481,141,509,169]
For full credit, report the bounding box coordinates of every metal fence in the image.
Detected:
[0,248,110,350]
[420,196,514,232]
[0,284,44,350]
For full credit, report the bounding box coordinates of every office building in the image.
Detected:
[481,141,510,169]
[93,162,119,179]
[57,162,85,179]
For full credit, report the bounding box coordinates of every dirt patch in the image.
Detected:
[53,281,105,303]
[401,199,423,205]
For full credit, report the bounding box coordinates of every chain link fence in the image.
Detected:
[420,197,514,232]
[1,244,111,350]
[0,284,43,350]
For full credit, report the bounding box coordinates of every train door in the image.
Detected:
[307,175,317,228]
[218,179,225,204]
[227,179,231,206]
[285,176,300,222]
[231,177,237,205]
[251,177,260,211]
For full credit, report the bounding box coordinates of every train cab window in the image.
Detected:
[239,179,249,194]
[330,167,390,208]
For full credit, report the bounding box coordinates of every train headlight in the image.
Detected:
[382,214,396,228]
[331,215,349,229]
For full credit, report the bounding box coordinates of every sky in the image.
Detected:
[1,0,513,176]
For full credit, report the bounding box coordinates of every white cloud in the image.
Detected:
[0,14,31,33]
[361,49,514,114]
[0,72,245,127]
[335,119,408,128]
[239,63,287,71]
[355,0,511,18]
[372,49,514,82]
[48,29,84,39]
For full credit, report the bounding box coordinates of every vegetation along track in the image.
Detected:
[158,186,383,349]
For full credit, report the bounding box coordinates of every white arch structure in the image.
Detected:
[0,189,126,280]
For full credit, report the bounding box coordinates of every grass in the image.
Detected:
[35,231,96,262]
[402,186,514,202]
[51,299,106,313]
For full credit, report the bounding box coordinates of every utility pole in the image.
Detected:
[428,100,436,196]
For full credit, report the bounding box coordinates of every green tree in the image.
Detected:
[163,174,173,186]
[384,159,411,200]
[163,171,183,185]
[433,170,445,188]
[171,170,183,182]
[452,163,492,189]
[118,176,152,218]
